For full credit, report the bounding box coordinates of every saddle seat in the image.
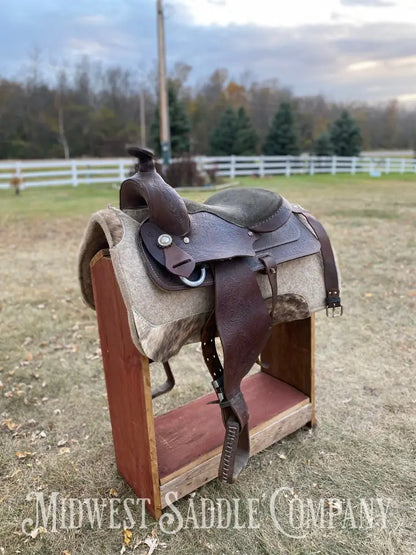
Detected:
[185,187,284,230]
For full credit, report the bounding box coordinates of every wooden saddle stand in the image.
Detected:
[85,148,342,519]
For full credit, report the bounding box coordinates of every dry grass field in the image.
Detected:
[0,173,415,554]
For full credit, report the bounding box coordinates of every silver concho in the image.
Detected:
[157,234,173,248]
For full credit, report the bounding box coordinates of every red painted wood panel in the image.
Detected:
[155,373,308,480]
[91,253,161,518]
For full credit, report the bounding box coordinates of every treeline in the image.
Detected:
[0,59,415,159]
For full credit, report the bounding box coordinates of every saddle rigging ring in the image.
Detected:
[179,266,206,287]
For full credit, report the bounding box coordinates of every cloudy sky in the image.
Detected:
[1,0,415,104]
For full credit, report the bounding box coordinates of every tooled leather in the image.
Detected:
[201,314,251,483]
[163,241,196,277]
[139,238,215,291]
[214,259,272,402]
[141,212,256,274]
[250,215,321,265]
[200,259,272,483]
[219,418,248,484]
[140,210,321,289]
[120,171,190,237]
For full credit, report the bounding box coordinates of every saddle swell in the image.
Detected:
[120,149,342,484]
[120,147,190,237]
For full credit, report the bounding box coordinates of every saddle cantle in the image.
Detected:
[114,148,342,484]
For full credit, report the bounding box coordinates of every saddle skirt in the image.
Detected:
[78,148,342,484]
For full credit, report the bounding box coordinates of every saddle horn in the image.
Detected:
[120,147,190,237]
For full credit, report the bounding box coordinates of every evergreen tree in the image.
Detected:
[233,107,258,155]
[209,106,258,155]
[263,101,300,155]
[209,106,237,155]
[151,80,191,157]
[314,131,334,156]
[329,110,362,156]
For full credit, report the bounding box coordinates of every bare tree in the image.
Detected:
[55,70,70,159]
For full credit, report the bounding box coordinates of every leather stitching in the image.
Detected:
[252,200,286,227]
[221,420,240,482]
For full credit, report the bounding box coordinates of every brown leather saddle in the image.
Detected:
[120,147,342,484]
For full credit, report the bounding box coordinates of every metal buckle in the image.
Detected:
[326,305,343,318]
[212,377,225,403]
[179,266,206,288]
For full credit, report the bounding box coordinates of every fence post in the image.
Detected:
[400,158,405,174]
[199,156,207,177]
[71,160,78,187]
[119,159,125,181]
[309,156,315,176]
[385,158,390,174]
[331,156,336,175]
[285,156,291,177]
[259,155,265,178]
[14,160,23,190]
[230,155,236,179]
[351,157,357,175]
[370,158,374,175]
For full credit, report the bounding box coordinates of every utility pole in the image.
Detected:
[140,91,146,146]
[157,0,171,167]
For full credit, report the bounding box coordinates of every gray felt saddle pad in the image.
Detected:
[78,205,336,362]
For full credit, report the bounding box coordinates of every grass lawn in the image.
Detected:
[0,173,415,554]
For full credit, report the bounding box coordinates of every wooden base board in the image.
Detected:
[155,373,311,508]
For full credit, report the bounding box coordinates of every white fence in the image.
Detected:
[0,155,415,190]
[201,155,416,178]
[0,158,129,190]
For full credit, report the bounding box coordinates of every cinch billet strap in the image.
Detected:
[201,258,272,483]
[292,207,342,311]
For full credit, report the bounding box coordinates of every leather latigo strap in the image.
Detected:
[292,206,342,313]
[259,254,278,315]
[201,258,272,483]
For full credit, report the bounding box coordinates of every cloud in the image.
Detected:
[341,0,395,6]
[348,60,382,71]
[164,20,416,102]
[397,93,416,104]
[67,38,109,57]
[0,0,414,104]
[0,0,158,80]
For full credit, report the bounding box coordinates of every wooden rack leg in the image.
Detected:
[91,252,162,519]
[261,316,315,425]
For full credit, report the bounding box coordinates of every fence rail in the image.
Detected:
[0,155,415,190]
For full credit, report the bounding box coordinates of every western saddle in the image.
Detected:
[118,147,342,484]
